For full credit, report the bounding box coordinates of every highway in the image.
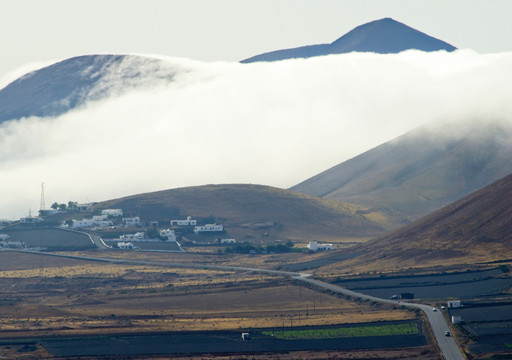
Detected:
[15,250,465,360]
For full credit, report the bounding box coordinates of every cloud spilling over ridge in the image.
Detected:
[1,50,512,218]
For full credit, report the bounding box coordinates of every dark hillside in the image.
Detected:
[324,172,512,271]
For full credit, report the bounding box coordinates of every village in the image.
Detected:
[0,203,334,253]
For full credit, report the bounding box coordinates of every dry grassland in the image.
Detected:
[0,251,414,339]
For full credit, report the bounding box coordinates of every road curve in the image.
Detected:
[293,274,465,360]
[14,250,464,360]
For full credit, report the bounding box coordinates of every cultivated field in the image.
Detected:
[0,250,432,358]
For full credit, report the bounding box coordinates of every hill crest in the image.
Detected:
[241,18,456,63]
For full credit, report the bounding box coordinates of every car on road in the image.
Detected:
[445,331,451,336]
[432,307,438,312]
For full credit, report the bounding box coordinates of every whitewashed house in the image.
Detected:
[120,232,145,241]
[117,241,134,250]
[220,238,236,244]
[194,223,224,233]
[160,229,177,241]
[72,218,113,228]
[447,300,462,308]
[20,216,43,224]
[0,234,10,241]
[122,217,140,227]
[171,216,197,226]
[101,209,123,217]
[307,241,334,251]
[0,240,23,248]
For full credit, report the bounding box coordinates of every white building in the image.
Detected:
[447,300,462,308]
[120,232,145,241]
[0,234,10,241]
[0,240,23,248]
[122,217,141,227]
[20,216,43,224]
[452,315,462,324]
[160,229,177,241]
[194,223,224,233]
[117,241,134,250]
[307,241,334,251]
[220,238,236,244]
[92,215,108,222]
[72,218,113,228]
[171,216,197,226]
[0,219,12,226]
[101,209,123,217]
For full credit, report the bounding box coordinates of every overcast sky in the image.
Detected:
[1,0,512,79]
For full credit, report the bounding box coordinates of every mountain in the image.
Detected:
[0,54,176,123]
[241,18,456,63]
[336,171,512,271]
[96,184,393,242]
[291,121,512,226]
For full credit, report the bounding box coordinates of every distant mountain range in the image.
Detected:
[291,121,512,226]
[241,18,456,63]
[96,184,391,242]
[0,55,176,123]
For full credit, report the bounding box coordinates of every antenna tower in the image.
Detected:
[40,182,46,211]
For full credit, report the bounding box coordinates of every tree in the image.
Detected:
[51,202,59,210]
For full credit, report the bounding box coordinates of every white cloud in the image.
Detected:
[1,50,512,218]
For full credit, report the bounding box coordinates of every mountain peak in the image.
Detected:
[241,18,456,63]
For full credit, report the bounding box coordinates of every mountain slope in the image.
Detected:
[0,54,176,123]
[96,184,392,242]
[241,18,456,63]
[338,171,512,270]
[291,121,512,226]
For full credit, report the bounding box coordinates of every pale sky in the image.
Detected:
[1,0,512,78]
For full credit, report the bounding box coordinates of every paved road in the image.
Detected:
[294,274,465,360]
[16,250,465,360]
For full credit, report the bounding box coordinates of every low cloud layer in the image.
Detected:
[1,50,512,219]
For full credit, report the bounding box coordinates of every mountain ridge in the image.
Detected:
[241,17,456,63]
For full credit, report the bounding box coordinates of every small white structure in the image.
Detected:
[72,218,113,228]
[452,315,462,324]
[0,240,23,248]
[194,223,223,233]
[171,216,197,226]
[447,300,462,309]
[20,216,43,224]
[0,234,10,241]
[241,332,250,341]
[117,241,134,250]
[101,209,123,217]
[220,238,236,244]
[120,232,145,241]
[92,215,108,222]
[77,203,94,212]
[307,241,334,251]
[122,217,141,227]
[160,229,177,241]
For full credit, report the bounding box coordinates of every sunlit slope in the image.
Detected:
[97,184,392,241]
[292,121,512,226]
[241,17,455,63]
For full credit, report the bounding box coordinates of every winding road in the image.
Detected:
[16,250,465,359]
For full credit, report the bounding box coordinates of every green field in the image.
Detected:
[263,322,418,340]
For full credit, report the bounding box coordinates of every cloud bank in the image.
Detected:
[1,50,512,218]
